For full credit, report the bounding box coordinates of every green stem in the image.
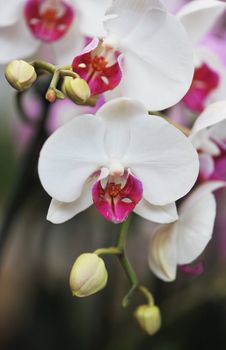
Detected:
[120,254,138,307]
[93,216,155,308]
[46,69,65,101]
[149,111,190,136]
[30,60,56,74]
[117,214,133,250]
[116,215,139,307]
[49,69,60,89]
[60,70,79,79]
[94,247,121,256]
[138,285,154,306]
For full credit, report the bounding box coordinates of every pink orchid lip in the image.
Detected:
[178,261,204,277]
[24,0,74,43]
[92,173,143,224]
[182,63,220,113]
[72,38,123,96]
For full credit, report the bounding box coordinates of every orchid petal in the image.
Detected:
[73,0,111,37]
[47,96,105,133]
[0,20,40,63]
[191,101,226,136]
[96,97,147,159]
[199,153,215,180]
[176,181,225,264]
[38,116,108,203]
[148,223,178,282]
[72,38,123,96]
[189,181,226,200]
[51,23,85,65]
[190,129,220,156]
[24,0,75,43]
[104,0,165,39]
[47,180,93,224]
[179,262,204,276]
[177,0,226,45]
[97,97,147,123]
[210,120,226,147]
[211,154,226,182]
[182,63,220,113]
[0,0,23,27]
[134,199,178,224]
[149,181,224,281]
[196,48,226,106]
[92,173,143,223]
[123,116,199,205]
[104,0,194,110]
[176,192,216,265]
[165,0,187,14]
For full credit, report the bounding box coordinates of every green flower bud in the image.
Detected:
[69,253,108,297]
[63,77,90,104]
[134,305,161,336]
[5,60,37,91]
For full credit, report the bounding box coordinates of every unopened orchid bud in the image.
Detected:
[64,77,90,104]
[69,253,108,297]
[134,305,161,336]
[46,88,57,103]
[5,60,37,91]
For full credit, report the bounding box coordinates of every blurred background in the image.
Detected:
[1,6,226,350]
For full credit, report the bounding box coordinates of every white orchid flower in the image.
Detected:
[190,101,226,180]
[190,101,226,155]
[176,0,226,47]
[71,0,194,111]
[174,0,226,113]
[38,98,199,225]
[148,181,225,282]
[0,0,109,64]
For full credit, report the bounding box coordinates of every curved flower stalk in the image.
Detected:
[38,98,199,225]
[0,0,109,64]
[148,181,225,282]
[169,0,226,116]
[190,100,226,181]
[71,0,194,111]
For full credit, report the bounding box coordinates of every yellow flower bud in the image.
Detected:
[5,60,37,91]
[69,253,108,297]
[134,305,161,336]
[63,77,90,104]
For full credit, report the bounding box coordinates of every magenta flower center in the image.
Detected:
[92,56,108,72]
[24,0,74,43]
[182,63,220,113]
[92,174,143,223]
[72,41,122,96]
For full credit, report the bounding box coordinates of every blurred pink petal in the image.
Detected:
[24,0,74,43]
